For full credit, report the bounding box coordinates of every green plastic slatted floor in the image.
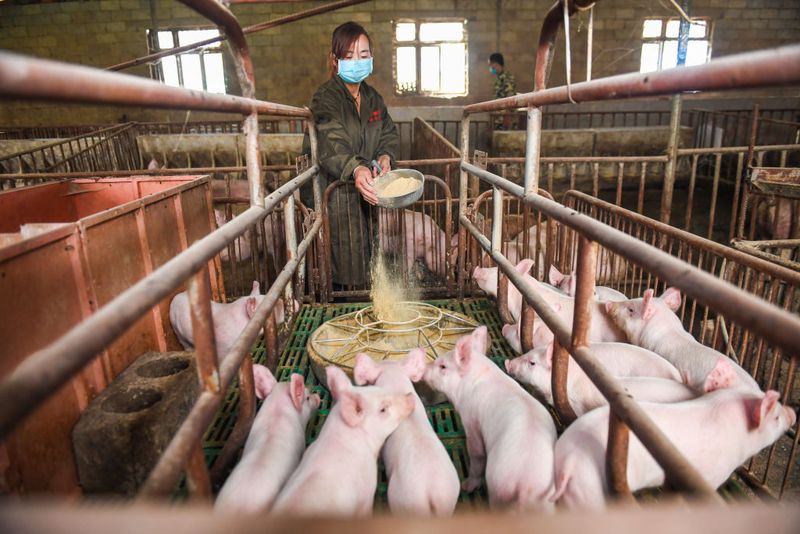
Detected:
[201,298,512,509]
[198,297,752,507]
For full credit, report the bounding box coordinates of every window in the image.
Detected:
[640,18,711,73]
[393,20,468,97]
[147,28,228,94]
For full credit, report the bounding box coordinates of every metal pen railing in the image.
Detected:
[458,42,800,501]
[0,0,323,499]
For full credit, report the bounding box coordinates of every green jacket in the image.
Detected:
[304,76,400,287]
[312,76,399,182]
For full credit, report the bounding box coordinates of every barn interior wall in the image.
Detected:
[1,0,799,126]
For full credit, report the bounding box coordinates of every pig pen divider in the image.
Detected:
[459,43,800,501]
[563,191,800,498]
[0,0,326,499]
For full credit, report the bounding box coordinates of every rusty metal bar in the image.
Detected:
[660,95,683,224]
[188,266,221,393]
[0,123,134,165]
[209,354,256,485]
[177,0,265,210]
[464,45,800,114]
[551,337,576,423]
[107,0,371,72]
[463,161,800,355]
[486,155,669,163]
[460,214,719,498]
[535,1,564,91]
[677,143,799,156]
[0,165,318,440]
[520,300,536,354]
[0,164,298,182]
[607,411,633,499]
[457,115,471,298]
[571,236,597,348]
[524,107,543,195]
[139,214,323,497]
[0,52,311,118]
[586,5,594,81]
[397,157,461,166]
[185,444,212,500]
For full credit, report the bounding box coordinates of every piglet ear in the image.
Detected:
[549,265,564,285]
[703,357,736,393]
[568,272,578,296]
[353,353,381,386]
[454,334,473,370]
[403,348,428,382]
[246,297,258,319]
[338,391,366,428]
[250,280,261,296]
[543,342,555,370]
[471,325,489,353]
[753,390,780,429]
[253,364,277,400]
[641,289,656,321]
[326,365,351,400]
[289,373,305,411]
[515,259,535,276]
[661,287,682,312]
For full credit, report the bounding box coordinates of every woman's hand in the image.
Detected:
[377,154,391,176]
[354,165,377,205]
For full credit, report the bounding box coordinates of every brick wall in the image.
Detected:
[1,0,798,126]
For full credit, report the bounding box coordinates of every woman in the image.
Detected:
[305,21,399,288]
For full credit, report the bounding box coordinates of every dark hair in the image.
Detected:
[329,22,372,77]
[489,52,504,66]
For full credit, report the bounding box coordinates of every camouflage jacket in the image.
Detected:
[493,70,516,99]
[310,76,399,182]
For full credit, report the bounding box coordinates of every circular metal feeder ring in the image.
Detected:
[307,302,478,403]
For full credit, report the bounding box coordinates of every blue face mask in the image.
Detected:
[338,57,373,84]
[489,66,497,75]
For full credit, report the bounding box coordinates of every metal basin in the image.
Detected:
[374,168,424,209]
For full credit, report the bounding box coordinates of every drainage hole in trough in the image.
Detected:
[136,357,190,378]
[103,387,163,413]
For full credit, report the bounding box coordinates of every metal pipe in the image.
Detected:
[0,165,318,440]
[179,0,264,210]
[188,266,221,393]
[660,95,683,224]
[486,155,669,164]
[185,444,212,499]
[465,44,800,114]
[523,107,543,195]
[520,300,536,354]
[459,215,719,498]
[107,0,371,72]
[586,6,594,81]
[178,0,254,90]
[462,161,800,355]
[0,123,134,163]
[535,1,564,91]
[0,164,300,181]
[457,115,471,298]
[139,215,323,496]
[551,338,577,423]
[607,410,633,499]
[209,354,256,485]
[283,194,298,324]
[0,52,311,118]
